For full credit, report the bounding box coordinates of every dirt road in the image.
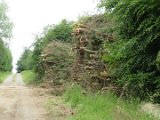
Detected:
[0,74,47,120]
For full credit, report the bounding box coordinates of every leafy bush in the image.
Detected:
[100,0,160,100]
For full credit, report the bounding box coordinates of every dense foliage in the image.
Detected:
[45,19,72,42]
[100,0,160,100]
[0,40,12,71]
[0,0,13,72]
[17,48,33,73]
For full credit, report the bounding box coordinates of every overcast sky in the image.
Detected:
[4,0,98,72]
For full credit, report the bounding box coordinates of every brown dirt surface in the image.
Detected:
[0,74,71,120]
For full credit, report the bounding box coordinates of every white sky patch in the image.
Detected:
[4,0,98,73]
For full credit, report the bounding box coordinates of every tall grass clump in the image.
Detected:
[0,72,11,83]
[64,85,156,120]
[21,70,36,84]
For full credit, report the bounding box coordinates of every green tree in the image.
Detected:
[17,48,34,73]
[0,0,13,42]
[100,0,160,99]
[0,40,12,71]
[43,19,72,42]
[0,0,13,72]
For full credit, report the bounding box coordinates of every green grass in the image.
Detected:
[0,72,11,83]
[45,98,62,117]
[21,70,36,84]
[64,85,156,120]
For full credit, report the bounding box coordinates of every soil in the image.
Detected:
[0,74,67,120]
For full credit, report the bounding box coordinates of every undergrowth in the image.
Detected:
[64,85,156,120]
[0,72,11,83]
[21,70,36,84]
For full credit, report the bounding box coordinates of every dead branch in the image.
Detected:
[89,54,99,59]
[80,47,97,54]
[73,28,89,34]
[102,87,118,90]
[73,23,88,29]
[84,66,94,70]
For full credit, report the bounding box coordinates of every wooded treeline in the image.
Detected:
[17,0,160,102]
[0,0,13,72]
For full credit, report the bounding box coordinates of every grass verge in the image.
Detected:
[0,72,11,83]
[21,70,36,84]
[45,96,72,120]
[63,85,156,120]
